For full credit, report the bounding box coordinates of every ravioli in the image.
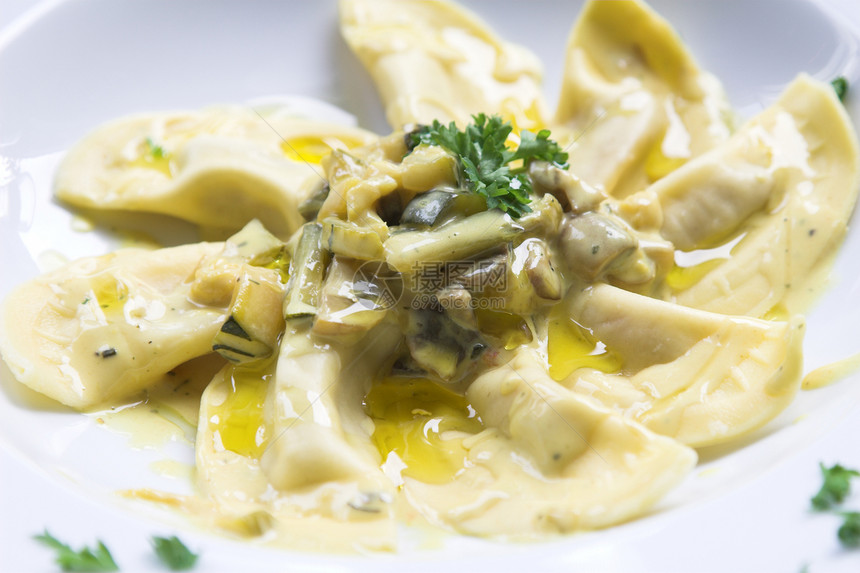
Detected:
[195,322,403,551]
[259,322,396,494]
[401,350,696,537]
[195,361,398,552]
[0,242,226,409]
[564,284,804,447]
[0,221,286,409]
[554,0,733,197]
[55,109,376,237]
[339,0,547,130]
[655,75,860,316]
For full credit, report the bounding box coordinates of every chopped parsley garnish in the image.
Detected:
[146,137,166,160]
[808,462,860,550]
[151,535,198,571]
[811,462,859,510]
[831,77,848,102]
[838,512,860,548]
[410,113,568,218]
[34,530,119,572]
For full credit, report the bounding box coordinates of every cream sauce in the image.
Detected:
[0,0,858,556]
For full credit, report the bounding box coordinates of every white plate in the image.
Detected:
[2,1,860,571]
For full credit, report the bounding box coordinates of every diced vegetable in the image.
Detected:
[400,190,455,226]
[213,266,285,364]
[399,143,458,192]
[225,219,285,263]
[385,194,562,273]
[298,182,331,221]
[320,217,385,260]
[283,223,330,319]
[404,308,486,381]
[375,192,403,226]
[400,190,487,227]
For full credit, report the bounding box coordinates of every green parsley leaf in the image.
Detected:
[811,462,860,510]
[410,113,568,218]
[146,137,165,160]
[838,512,860,548]
[34,530,119,572]
[513,128,568,167]
[152,535,198,571]
[831,77,848,102]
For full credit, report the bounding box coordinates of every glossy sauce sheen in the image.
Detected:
[0,0,858,555]
[364,377,483,484]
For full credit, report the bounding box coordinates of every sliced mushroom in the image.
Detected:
[520,239,564,301]
[558,212,638,281]
[528,160,607,213]
[320,217,385,261]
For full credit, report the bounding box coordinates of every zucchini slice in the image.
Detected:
[283,223,331,319]
[213,266,285,364]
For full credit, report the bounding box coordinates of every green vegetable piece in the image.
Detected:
[400,190,487,227]
[410,113,568,218]
[400,190,455,226]
[811,462,860,510]
[831,76,848,102]
[213,316,274,363]
[320,217,385,260]
[513,128,569,166]
[384,193,562,273]
[152,535,199,571]
[838,512,860,548]
[298,182,330,221]
[404,308,486,381]
[34,530,119,572]
[284,222,330,319]
[212,264,286,364]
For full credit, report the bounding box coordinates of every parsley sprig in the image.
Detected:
[831,76,848,102]
[35,531,200,571]
[839,512,860,548]
[810,462,860,550]
[34,530,119,572]
[151,536,198,571]
[811,463,859,511]
[410,114,568,218]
